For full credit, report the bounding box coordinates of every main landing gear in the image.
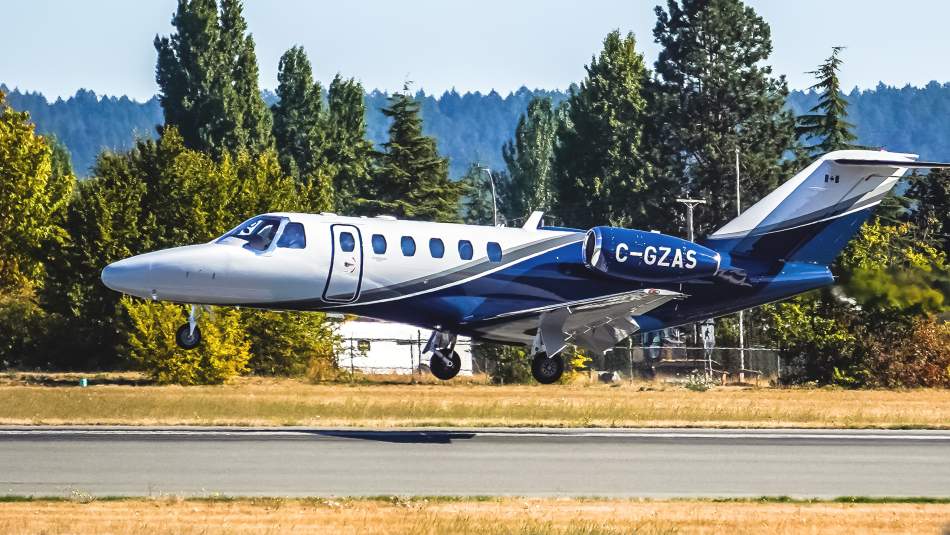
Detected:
[425,330,461,380]
[531,352,564,384]
[529,311,567,384]
[176,305,201,350]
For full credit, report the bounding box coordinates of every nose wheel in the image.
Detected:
[175,305,202,350]
[176,323,202,349]
[531,352,564,384]
[429,350,462,380]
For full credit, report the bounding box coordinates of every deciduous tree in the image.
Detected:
[502,97,562,221]
[0,91,73,291]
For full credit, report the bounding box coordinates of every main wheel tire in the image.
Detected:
[531,352,563,384]
[175,323,201,350]
[430,350,462,380]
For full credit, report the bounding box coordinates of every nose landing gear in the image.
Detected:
[175,305,202,350]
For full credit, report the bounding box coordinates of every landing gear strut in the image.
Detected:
[176,305,201,350]
[531,352,564,384]
[425,330,461,380]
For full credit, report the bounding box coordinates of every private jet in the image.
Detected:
[101,150,948,383]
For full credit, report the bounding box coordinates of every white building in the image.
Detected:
[336,318,473,375]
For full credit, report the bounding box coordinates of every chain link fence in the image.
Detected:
[337,331,780,384]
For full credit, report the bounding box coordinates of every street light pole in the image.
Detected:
[735,147,746,384]
[476,165,499,227]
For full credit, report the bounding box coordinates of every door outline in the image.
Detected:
[322,224,364,303]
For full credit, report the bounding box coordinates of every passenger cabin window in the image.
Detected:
[487,242,502,263]
[401,236,416,256]
[458,240,473,260]
[218,216,282,252]
[339,232,356,252]
[276,222,306,249]
[429,238,445,258]
[371,234,387,254]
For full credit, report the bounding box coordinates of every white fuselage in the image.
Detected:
[101,212,578,311]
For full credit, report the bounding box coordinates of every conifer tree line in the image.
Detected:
[0,0,946,384]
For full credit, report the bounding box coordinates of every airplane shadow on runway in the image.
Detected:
[311,430,477,444]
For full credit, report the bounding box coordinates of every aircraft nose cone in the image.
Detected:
[101,256,152,296]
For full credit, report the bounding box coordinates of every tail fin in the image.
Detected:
[704,150,950,265]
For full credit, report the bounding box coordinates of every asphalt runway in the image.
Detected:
[2,427,949,498]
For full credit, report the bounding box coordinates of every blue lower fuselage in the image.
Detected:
[327,236,834,339]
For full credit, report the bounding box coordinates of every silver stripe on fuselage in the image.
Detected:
[324,234,584,309]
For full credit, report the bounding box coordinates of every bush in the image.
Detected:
[244,310,339,377]
[684,370,713,392]
[0,288,50,369]
[121,297,250,385]
[477,343,531,384]
[862,317,950,388]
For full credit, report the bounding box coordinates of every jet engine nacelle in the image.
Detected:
[583,226,721,283]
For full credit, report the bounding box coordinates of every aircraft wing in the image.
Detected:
[556,289,685,355]
[466,289,685,355]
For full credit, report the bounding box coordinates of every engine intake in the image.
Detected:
[583,226,721,283]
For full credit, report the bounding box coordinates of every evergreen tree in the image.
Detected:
[905,169,950,252]
[271,46,324,179]
[373,89,464,222]
[220,0,273,155]
[502,97,562,220]
[796,47,858,156]
[649,0,797,233]
[154,0,273,157]
[325,75,376,214]
[552,31,657,229]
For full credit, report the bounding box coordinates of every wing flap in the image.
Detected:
[564,289,682,355]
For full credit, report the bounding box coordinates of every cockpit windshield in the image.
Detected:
[217,216,283,251]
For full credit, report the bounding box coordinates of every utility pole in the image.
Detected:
[675,198,706,243]
[676,198,706,349]
[735,147,746,384]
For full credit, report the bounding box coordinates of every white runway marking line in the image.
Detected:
[1,429,949,441]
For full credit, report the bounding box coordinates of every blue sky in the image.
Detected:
[2,0,948,101]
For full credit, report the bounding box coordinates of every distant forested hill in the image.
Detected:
[787,81,950,161]
[2,84,163,175]
[5,82,950,177]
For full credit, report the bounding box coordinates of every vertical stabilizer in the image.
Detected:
[704,150,947,265]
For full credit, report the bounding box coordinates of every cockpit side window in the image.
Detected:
[277,222,307,249]
[218,216,283,252]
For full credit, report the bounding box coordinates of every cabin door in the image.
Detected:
[323,224,363,303]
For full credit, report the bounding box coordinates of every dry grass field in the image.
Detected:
[2,374,949,428]
[0,497,948,535]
